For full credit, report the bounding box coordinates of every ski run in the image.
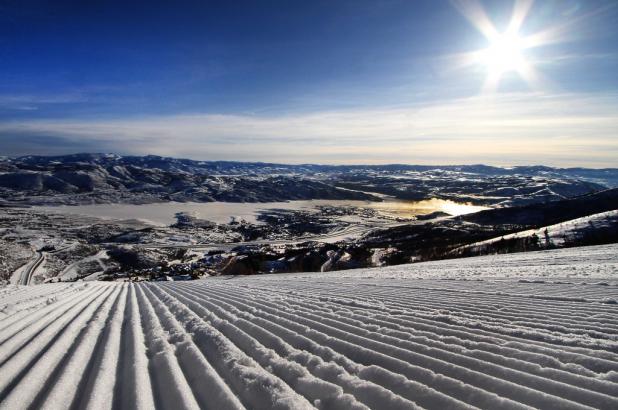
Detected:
[1,244,617,409]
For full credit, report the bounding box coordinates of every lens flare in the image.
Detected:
[451,0,562,92]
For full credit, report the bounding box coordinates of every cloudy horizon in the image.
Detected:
[1,1,617,167]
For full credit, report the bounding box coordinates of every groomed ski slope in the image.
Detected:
[1,244,617,409]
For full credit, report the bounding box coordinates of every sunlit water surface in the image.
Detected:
[33,198,488,227]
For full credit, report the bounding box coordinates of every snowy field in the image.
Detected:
[1,244,617,409]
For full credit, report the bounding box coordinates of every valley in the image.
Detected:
[1,155,616,284]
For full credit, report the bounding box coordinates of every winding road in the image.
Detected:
[10,245,74,286]
[10,251,45,286]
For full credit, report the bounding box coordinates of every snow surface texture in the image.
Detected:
[1,244,617,409]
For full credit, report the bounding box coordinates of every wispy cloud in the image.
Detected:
[0,92,88,111]
[1,92,617,167]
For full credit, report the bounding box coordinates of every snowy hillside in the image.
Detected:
[1,244,617,409]
[1,154,610,207]
[452,210,618,257]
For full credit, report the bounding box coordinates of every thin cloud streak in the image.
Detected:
[0,92,617,167]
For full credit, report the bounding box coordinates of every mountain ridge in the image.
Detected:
[0,153,614,206]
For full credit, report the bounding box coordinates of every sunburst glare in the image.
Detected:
[453,0,557,92]
[480,32,526,76]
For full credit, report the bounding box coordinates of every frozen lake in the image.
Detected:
[33,198,488,226]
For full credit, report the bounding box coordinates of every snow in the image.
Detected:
[1,244,617,409]
[454,210,618,253]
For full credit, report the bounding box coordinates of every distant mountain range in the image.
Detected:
[0,153,615,206]
[7,153,618,184]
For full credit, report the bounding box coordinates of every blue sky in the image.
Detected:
[0,0,617,166]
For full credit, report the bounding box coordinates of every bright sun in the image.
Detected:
[481,34,525,75]
[453,0,553,92]
[479,32,526,77]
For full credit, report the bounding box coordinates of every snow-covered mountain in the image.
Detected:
[0,153,612,206]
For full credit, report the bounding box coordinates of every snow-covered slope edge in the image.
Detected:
[451,210,618,258]
[1,244,617,409]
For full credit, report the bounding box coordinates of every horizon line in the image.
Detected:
[5,151,617,171]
